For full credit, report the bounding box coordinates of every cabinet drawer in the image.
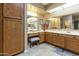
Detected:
[28,33,39,37]
[63,35,73,38]
[52,33,58,36]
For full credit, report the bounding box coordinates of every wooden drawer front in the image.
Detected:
[28,33,39,37]
[3,18,24,55]
[63,35,73,38]
[3,3,24,19]
[66,39,79,52]
[52,33,58,36]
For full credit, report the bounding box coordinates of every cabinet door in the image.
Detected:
[53,34,64,47]
[39,32,45,43]
[66,39,79,53]
[49,33,54,44]
[3,3,24,19]
[3,18,24,55]
[0,4,3,55]
[46,32,53,44]
[45,32,48,42]
[52,33,57,44]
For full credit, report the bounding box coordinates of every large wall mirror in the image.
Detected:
[27,17,39,32]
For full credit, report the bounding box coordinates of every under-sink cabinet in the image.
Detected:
[45,32,79,53]
[65,35,79,53]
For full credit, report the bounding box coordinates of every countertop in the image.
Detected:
[27,29,79,35]
[27,30,44,34]
[45,29,79,35]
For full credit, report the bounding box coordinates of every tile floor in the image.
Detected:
[18,43,79,56]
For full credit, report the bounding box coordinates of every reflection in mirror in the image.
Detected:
[47,17,61,29]
[61,15,74,30]
[73,15,79,30]
[27,17,38,32]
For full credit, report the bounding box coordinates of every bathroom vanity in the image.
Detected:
[45,29,79,53]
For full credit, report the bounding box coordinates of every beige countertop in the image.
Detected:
[27,30,44,34]
[45,29,79,35]
[27,29,79,35]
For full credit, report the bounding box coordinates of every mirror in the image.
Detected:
[61,15,74,30]
[27,17,39,32]
[73,16,79,30]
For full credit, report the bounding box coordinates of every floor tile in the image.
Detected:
[17,43,78,56]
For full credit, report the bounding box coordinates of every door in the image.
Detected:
[3,18,24,55]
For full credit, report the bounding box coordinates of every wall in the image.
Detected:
[27,4,46,16]
[25,4,28,50]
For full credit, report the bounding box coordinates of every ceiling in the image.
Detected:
[41,3,49,5]
[31,3,65,11]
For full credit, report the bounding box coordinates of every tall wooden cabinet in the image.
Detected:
[0,3,24,56]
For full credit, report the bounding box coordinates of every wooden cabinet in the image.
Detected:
[46,32,64,47]
[0,3,24,56]
[45,32,79,53]
[65,35,79,53]
[3,3,24,19]
[39,32,45,43]
[53,34,64,47]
